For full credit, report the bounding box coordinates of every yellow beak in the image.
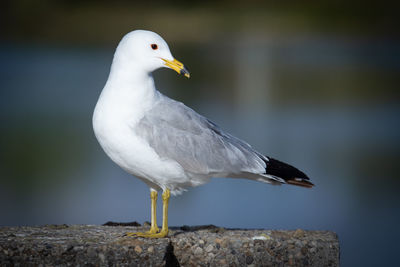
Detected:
[161,58,190,78]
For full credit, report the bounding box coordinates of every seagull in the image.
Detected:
[93,30,313,238]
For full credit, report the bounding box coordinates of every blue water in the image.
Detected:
[0,40,399,266]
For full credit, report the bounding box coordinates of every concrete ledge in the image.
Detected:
[0,224,339,266]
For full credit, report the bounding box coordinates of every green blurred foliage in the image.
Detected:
[1,0,398,45]
[0,116,93,192]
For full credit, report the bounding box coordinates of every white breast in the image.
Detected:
[92,81,187,192]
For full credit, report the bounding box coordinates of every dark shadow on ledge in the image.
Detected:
[169,224,227,237]
[164,241,180,267]
[103,221,141,226]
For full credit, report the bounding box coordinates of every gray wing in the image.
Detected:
[134,96,266,176]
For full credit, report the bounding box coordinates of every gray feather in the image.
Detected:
[133,96,266,177]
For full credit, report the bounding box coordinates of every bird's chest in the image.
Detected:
[94,106,145,168]
[93,104,182,183]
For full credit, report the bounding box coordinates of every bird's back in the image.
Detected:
[134,94,268,178]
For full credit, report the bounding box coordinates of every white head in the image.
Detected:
[113,30,189,78]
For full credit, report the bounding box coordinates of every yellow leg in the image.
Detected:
[159,189,170,236]
[149,190,160,234]
[126,189,160,236]
[126,189,170,238]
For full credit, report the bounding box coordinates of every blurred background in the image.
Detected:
[0,0,399,266]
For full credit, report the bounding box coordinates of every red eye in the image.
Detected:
[151,44,158,50]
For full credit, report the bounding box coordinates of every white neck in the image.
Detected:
[94,58,160,124]
[106,56,157,99]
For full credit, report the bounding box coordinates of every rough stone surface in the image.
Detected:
[0,224,339,266]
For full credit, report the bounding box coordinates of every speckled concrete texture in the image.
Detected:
[0,224,339,266]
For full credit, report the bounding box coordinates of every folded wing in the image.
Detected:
[134,96,267,177]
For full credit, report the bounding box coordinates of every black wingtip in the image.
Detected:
[264,157,314,188]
